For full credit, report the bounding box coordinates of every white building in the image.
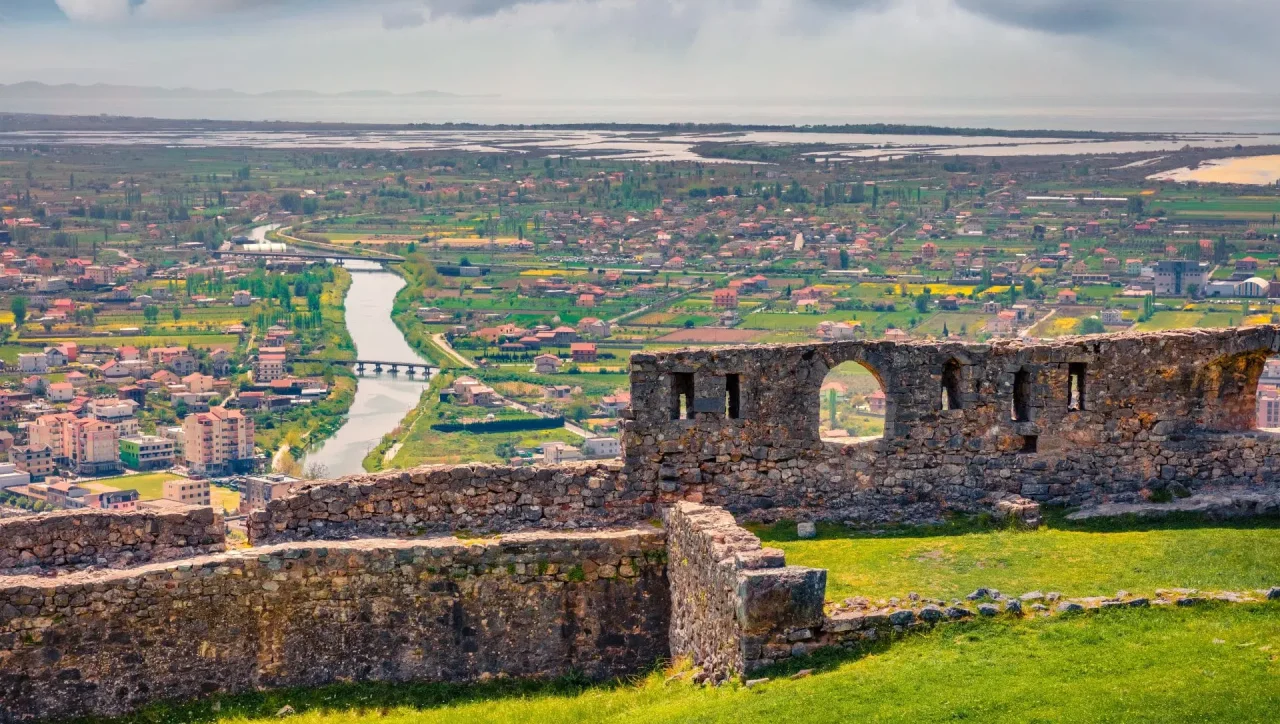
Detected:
[0,462,32,490]
[583,437,621,459]
[18,353,48,374]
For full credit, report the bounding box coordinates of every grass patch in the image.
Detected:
[101,605,1280,724]
[79,471,184,500]
[753,512,1280,601]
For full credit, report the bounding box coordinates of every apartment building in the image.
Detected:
[183,406,256,476]
[162,478,211,507]
[239,473,299,514]
[119,434,176,470]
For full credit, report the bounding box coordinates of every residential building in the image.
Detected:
[47,382,75,402]
[68,418,122,475]
[1259,387,1280,430]
[571,343,597,363]
[239,473,299,514]
[18,353,48,374]
[232,290,253,307]
[533,354,562,374]
[255,353,286,383]
[88,398,140,437]
[163,478,211,507]
[713,288,739,309]
[96,489,139,511]
[182,373,217,394]
[182,407,256,476]
[867,389,887,415]
[119,435,176,470]
[452,377,499,406]
[541,441,584,465]
[583,437,621,459]
[10,445,55,480]
[46,481,92,509]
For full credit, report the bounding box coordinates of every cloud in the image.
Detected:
[54,0,133,22]
[382,7,425,29]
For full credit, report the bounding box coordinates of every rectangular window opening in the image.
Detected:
[1020,435,1038,454]
[671,372,695,421]
[1068,363,1087,411]
[1012,369,1031,422]
[726,374,741,419]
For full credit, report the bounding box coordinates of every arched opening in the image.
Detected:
[820,361,887,443]
[941,359,963,411]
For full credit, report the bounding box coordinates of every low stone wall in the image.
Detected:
[0,528,669,723]
[247,461,649,545]
[664,503,825,680]
[0,508,225,574]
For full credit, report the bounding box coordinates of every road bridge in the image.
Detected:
[294,357,436,376]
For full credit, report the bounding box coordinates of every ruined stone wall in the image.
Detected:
[624,328,1280,522]
[665,503,825,678]
[248,461,652,545]
[0,528,669,723]
[0,508,225,574]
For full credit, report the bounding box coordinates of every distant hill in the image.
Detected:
[0,82,464,100]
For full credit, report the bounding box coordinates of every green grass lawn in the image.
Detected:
[107,605,1280,724]
[83,471,183,500]
[752,514,1280,602]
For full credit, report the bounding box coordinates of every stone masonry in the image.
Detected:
[0,529,668,722]
[624,327,1280,522]
[665,503,825,678]
[0,508,225,574]
[248,461,644,545]
[5,328,1280,719]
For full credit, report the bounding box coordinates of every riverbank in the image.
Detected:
[255,265,358,471]
[362,370,583,472]
[388,254,461,370]
[299,263,433,478]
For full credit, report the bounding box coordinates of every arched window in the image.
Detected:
[821,361,887,443]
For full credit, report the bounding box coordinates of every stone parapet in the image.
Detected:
[0,528,669,722]
[247,460,649,545]
[0,507,225,574]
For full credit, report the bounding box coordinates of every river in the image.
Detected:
[301,260,431,477]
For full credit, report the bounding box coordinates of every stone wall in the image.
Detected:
[665,502,825,679]
[0,508,225,574]
[248,461,651,545]
[0,528,669,723]
[624,328,1280,522]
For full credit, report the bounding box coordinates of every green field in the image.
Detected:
[754,513,1280,602]
[84,472,183,500]
[105,605,1280,724]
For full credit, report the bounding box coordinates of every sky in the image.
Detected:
[0,0,1276,108]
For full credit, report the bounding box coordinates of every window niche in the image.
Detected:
[1012,368,1032,422]
[1068,363,1087,411]
[726,374,741,419]
[941,359,963,411]
[670,372,694,421]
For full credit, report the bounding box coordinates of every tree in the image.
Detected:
[1080,317,1106,335]
[839,248,850,270]
[143,305,159,324]
[172,306,182,322]
[10,296,26,330]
